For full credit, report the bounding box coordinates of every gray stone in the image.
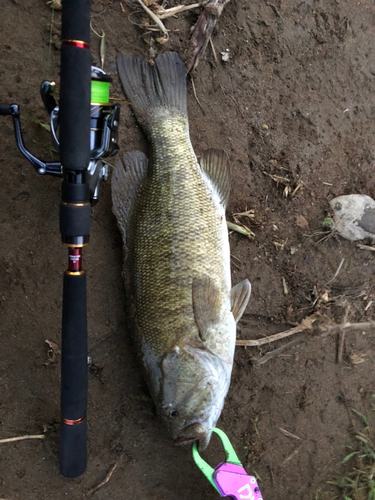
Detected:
[330,194,375,241]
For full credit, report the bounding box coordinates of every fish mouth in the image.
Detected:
[174,422,212,450]
[175,436,198,446]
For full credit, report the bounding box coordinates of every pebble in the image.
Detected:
[330,194,375,241]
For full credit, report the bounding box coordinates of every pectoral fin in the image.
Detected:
[200,149,230,207]
[111,151,149,244]
[192,276,222,341]
[231,279,251,323]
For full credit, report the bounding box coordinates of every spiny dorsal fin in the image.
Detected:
[200,149,230,207]
[111,151,149,244]
[231,279,251,323]
[192,276,222,341]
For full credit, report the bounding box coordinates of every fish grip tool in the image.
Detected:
[0,0,120,479]
[192,428,263,499]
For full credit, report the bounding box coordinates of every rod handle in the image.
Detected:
[59,0,91,171]
[60,270,88,478]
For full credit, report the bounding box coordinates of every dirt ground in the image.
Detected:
[1,0,375,498]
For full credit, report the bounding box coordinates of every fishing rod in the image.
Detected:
[1,2,265,495]
[0,0,119,478]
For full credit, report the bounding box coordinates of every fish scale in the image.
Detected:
[112,51,251,450]
[129,118,229,354]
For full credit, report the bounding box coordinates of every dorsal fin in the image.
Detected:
[111,151,149,244]
[200,149,230,207]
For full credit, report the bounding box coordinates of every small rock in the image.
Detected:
[330,194,375,241]
[296,215,309,229]
[221,51,230,62]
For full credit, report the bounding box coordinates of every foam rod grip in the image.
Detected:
[61,0,90,41]
[59,0,91,171]
[60,271,88,478]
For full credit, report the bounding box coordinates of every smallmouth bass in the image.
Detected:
[112,52,251,450]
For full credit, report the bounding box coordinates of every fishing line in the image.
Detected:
[91,80,109,105]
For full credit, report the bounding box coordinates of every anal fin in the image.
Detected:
[231,279,251,323]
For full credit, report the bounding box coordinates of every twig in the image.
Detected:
[279,428,302,441]
[291,180,304,197]
[189,76,205,115]
[236,314,318,347]
[157,3,201,19]
[257,337,305,365]
[0,434,45,444]
[231,259,241,270]
[187,0,231,72]
[365,300,373,311]
[357,244,375,252]
[337,330,346,363]
[263,171,291,184]
[134,0,169,38]
[323,321,375,333]
[326,257,345,286]
[209,37,218,64]
[231,253,242,264]
[86,460,120,496]
[282,277,289,295]
[281,447,300,465]
[337,306,350,363]
[256,319,375,364]
[233,209,255,219]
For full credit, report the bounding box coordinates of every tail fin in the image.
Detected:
[117,52,187,129]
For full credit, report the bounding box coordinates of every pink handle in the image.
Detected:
[214,463,263,499]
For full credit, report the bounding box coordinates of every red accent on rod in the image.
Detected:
[62,40,90,49]
[63,416,86,426]
[68,248,82,272]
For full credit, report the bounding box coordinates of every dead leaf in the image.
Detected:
[300,316,316,330]
[296,215,309,229]
[44,339,61,365]
[100,30,106,69]
[349,352,368,365]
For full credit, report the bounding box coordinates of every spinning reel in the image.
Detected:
[1,66,120,205]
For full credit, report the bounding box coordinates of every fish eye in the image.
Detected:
[170,410,178,418]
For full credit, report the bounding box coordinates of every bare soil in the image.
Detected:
[1,1,375,499]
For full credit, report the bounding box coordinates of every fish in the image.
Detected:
[112,51,251,451]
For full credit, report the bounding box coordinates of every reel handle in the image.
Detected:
[0,104,12,115]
